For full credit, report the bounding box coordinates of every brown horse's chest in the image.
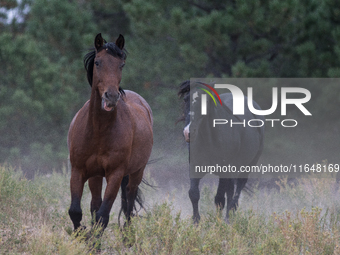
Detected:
[84,153,112,177]
[71,131,130,178]
[69,92,152,179]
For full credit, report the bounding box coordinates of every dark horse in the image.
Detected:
[178,81,264,223]
[67,34,153,232]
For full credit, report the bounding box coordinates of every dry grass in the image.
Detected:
[1,165,340,254]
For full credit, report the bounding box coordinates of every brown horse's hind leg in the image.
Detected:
[126,168,144,223]
[89,176,103,222]
[95,171,124,229]
[69,170,86,230]
[120,175,129,218]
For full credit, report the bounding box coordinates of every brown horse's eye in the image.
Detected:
[95,61,99,67]
[120,63,125,69]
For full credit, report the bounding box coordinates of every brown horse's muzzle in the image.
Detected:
[102,91,120,112]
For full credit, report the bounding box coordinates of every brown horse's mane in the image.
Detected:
[84,42,127,96]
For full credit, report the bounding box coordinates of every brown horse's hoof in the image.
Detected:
[77,225,87,232]
[225,217,230,224]
[192,215,200,225]
[73,225,88,238]
[65,226,87,237]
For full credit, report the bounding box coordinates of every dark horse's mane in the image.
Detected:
[178,80,190,99]
[84,42,127,95]
[177,80,191,123]
[176,80,190,124]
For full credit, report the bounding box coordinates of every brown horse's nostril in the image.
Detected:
[104,91,110,99]
[102,90,121,111]
[104,91,120,101]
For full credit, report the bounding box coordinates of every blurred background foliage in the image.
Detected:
[0,0,339,178]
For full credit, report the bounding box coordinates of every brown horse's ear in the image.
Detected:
[95,33,105,51]
[115,34,125,50]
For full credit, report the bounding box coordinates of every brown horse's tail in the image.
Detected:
[119,175,145,218]
[122,175,156,208]
[118,159,160,226]
[118,175,157,226]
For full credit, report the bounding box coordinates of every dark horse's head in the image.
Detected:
[84,33,127,112]
[178,81,191,142]
[178,80,209,143]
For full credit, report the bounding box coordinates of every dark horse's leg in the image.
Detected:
[214,178,229,210]
[95,171,124,229]
[224,178,235,221]
[69,170,86,230]
[89,176,103,222]
[226,178,248,220]
[231,178,248,210]
[189,178,201,223]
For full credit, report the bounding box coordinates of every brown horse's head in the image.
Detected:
[85,33,127,112]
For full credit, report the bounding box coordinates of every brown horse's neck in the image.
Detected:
[88,89,118,135]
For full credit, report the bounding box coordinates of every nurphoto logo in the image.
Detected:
[196,81,312,128]
[188,78,338,179]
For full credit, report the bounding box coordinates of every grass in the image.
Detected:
[1,164,340,254]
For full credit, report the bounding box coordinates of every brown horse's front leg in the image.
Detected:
[69,170,86,230]
[95,170,124,229]
[89,176,103,222]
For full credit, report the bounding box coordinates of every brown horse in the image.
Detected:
[67,33,153,232]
